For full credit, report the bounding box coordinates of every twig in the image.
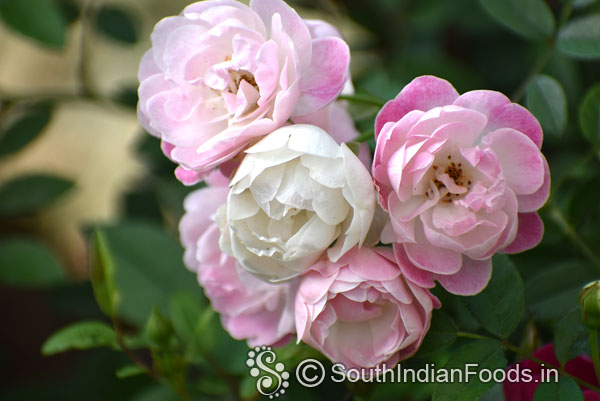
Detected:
[547,203,600,272]
[76,0,98,97]
[510,0,575,102]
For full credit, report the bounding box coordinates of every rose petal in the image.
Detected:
[375,76,459,137]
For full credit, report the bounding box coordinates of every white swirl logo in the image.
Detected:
[246,346,290,399]
[295,358,325,388]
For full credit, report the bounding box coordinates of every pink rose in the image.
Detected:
[295,246,439,369]
[503,344,600,401]
[179,170,296,346]
[138,0,350,184]
[372,76,550,295]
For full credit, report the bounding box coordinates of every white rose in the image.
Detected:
[217,124,376,282]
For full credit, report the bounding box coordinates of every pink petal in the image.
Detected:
[393,244,436,288]
[453,90,543,148]
[294,37,350,116]
[254,40,279,103]
[375,76,459,137]
[150,16,191,71]
[330,295,383,322]
[250,0,312,69]
[434,257,492,295]
[175,166,208,185]
[517,155,550,212]
[345,247,401,282]
[303,19,343,40]
[138,50,160,81]
[404,229,463,274]
[483,128,545,195]
[502,212,544,254]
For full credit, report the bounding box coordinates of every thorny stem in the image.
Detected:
[456,331,600,393]
[111,317,159,380]
[510,0,575,102]
[111,318,196,401]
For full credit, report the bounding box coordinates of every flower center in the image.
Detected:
[429,155,472,202]
[227,69,259,93]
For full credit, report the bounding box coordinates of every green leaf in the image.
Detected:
[479,383,505,401]
[533,377,584,401]
[0,0,66,48]
[169,293,205,363]
[526,75,567,137]
[129,385,180,401]
[96,221,202,326]
[0,238,64,286]
[464,254,525,338]
[526,261,598,321]
[0,174,73,215]
[41,321,119,355]
[94,6,137,44]
[0,102,52,157]
[415,310,458,356]
[193,307,249,375]
[579,84,600,148]
[432,340,507,401]
[112,86,138,110]
[555,307,589,366]
[434,290,482,333]
[90,230,119,318]
[169,292,204,344]
[55,0,79,26]
[478,0,555,40]
[115,364,145,379]
[558,14,600,59]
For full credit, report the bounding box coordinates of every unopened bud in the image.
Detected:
[580,281,600,330]
[145,307,174,347]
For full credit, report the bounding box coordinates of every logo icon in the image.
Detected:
[246,345,290,398]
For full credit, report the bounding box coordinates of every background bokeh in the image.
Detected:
[1,0,599,400]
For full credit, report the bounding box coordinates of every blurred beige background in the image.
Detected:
[0,0,375,277]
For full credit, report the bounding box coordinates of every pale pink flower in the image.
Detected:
[295,246,439,369]
[372,76,550,295]
[138,0,350,184]
[217,125,376,282]
[179,170,296,346]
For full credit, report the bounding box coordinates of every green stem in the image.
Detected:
[111,317,158,380]
[458,331,600,393]
[548,203,600,272]
[76,0,97,97]
[510,0,574,102]
[590,328,600,386]
[338,94,386,108]
[511,41,555,103]
[550,149,596,196]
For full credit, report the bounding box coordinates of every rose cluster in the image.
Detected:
[139,0,549,370]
